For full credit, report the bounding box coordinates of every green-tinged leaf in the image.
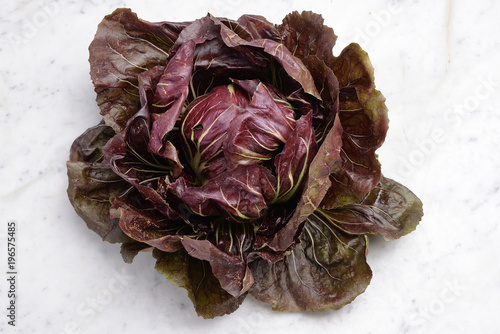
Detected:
[250,217,372,311]
[182,236,254,297]
[67,122,131,243]
[361,176,423,236]
[316,176,423,240]
[331,43,375,89]
[89,8,189,132]
[321,43,389,208]
[120,242,151,264]
[154,248,246,318]
[278,11,337,67]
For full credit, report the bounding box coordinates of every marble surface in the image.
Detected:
[1,0,499,333]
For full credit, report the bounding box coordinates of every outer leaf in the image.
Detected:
[361,176,423,236]
[154,249,246,318]
[67,122,131,243]
[120,242,151,264]
[318,176,423,239]
[110,197,187,252]
[250,217,372,311]
[301,55,340,142]
[321,43,389,208]
[321,177,423,240]
[182,235,254,297]
[278,11,337,67]
[236,14,280,41]
[89,8,189,132]
[102,67,184,221]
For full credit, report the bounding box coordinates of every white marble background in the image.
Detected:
[1,0,499,333]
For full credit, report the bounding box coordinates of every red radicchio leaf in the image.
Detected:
[181,237,254,297]
[321,43,389,208]
[168,164,277,221]
[316,176,423,240]
[89,8,190,132]
[273,111,317,202]
[180,84,251,180]
[110,197,185,252]
[277,11,337,67]
[224,82,296,168]
[260,113,343,254]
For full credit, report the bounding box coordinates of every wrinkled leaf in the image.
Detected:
[110,197,187,252]
[278,11,337,67]
[361,176,423,236]
[333,176,422,237]
[67,122,131,243]
[315,176,423,240]
[237,14,280,41]
[154,249,246,318]
[89,8,189,132]
[321,43,389,208]
[250,217,372,311]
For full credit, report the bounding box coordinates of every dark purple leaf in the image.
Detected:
[154,249,246,318]
[89,8,189,132]
[318,176,423,239]
[224,82,296,168]
[181,236,254,297]
[213,17,322,100]
[260,114,343,253]
[301,55,339,142]
[273,112,317,202]
[67,122,131,243]
[321,43,389,208]
[169,164,276,221]
[278,11,337,67]
[180,84,250,180]
[250,218,371,311]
